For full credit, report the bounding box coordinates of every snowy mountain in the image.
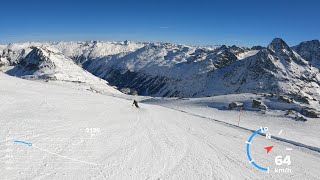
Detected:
[293,40,320,69]
[1,38,320,102]
[219,38,320,101]
[81,43,260,97]
[0,41,145,66]
[3,46,120,94]
[79,38,320,102]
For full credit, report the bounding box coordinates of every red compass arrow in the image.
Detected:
[264,146,273,153]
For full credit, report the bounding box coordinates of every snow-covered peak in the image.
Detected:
[267,38,291,53]
[5,45,120,94]
[20,46,57,71]
[293,40,320,68]
[267,38,307,65]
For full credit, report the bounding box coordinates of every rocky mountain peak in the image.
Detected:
[294,39,320,52]
[19,46,56,71]
[308,39,320,46]
[293,39,320,68]
[250,45,264,51]
[267,38,291,52]
[267,38,307,65]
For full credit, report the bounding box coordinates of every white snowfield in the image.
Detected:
[143,95,320,148]
[0,73,320,180]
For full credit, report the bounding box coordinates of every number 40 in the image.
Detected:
[275,155,291,165]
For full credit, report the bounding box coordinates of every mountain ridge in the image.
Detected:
[4,46,120,94]
[1,38,319,102]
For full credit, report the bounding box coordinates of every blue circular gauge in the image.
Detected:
[246,127,269,172]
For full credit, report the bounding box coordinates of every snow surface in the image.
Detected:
[236,50,259,59]
[143,94,320,147]
[1,73,320,179]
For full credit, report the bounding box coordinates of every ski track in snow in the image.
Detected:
[0,74,320,179]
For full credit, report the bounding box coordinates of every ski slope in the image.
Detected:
[143,96,320,148]
[0,73,319,180]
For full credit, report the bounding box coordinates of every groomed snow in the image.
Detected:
[1,73,319,179]
[143,94,320,147]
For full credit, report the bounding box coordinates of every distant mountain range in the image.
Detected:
[1,38,320,104]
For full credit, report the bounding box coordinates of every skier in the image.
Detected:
[132,100,139,108]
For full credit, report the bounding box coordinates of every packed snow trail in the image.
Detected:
[142,96,320,148]
[0,74,320,179]
[145,103,320,154]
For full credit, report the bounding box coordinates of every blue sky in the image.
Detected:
[1,0,319,46]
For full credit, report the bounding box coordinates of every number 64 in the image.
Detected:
[275,155,291,165]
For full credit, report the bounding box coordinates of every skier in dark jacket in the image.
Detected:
[132,100,139,108]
